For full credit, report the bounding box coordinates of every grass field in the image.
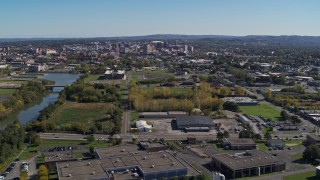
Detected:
[0,80,27,84]
[0,89,15,95]
[84,74,102,82]
[48,102,114,126]
[240,103,281,121]
[130,111,139,121]
[284,171,317,180]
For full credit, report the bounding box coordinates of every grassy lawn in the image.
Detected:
[240,103,281,121]
[84,74,102,82]
[130,111,139,121]
[257,143,268,151]
[0,88,15,95]
[284,171,317,180]
[48,102,114,126]
[0,80,27,84]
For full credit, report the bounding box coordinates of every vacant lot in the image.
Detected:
[284,171,317,180]
[142,70,174,79]
[240,103,281,121]
[48,102,114,125]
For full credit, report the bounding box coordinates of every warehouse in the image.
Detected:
[56,145,188,180]
[175,115,214,132]
[222,138,257,150]
[212,150,286,179]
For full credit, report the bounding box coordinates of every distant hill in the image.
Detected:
[1,34,320,47]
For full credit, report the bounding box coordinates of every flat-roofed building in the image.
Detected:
[222,138,257,150]
[212,150,286,179]
[57,145,188,180]
[136,120,152,132]
[175,115,214,132]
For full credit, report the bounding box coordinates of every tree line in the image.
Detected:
[0,80,53,121]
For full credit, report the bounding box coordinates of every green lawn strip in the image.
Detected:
[19,139,112,160]
[0,80,28,84]
[283,171,317,180]
[240,103,281,121]
[290,153,303,161]
[0,88,16,95]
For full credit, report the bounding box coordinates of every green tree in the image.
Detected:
[223,130,230,138]
[217,131,224,140]
[303,144,320,161]
[239,130,252,138]
[280,110,289,121]
[87,135,95,143]
[264,131,272,140]
[223,101,240,112]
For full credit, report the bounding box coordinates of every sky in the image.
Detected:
[0,0,319,38]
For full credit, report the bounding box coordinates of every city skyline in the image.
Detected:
[0,0,319,38]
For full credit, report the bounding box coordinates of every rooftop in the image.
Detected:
[223,138,256,145]
[175,115,214,127]
[212,150,282,170]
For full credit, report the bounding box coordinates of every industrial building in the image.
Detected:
[104,70,126,80]
[223,97,258,106]
[221,138,257,150]
[56,145,189,180]
[175,115,214,132]
[212,150,286,179]
[135,120,152,132]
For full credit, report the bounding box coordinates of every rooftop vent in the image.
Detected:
[68,174,72,177]
[171,162,175,166]
[88,162,91,165]
[66,164,69,168]
[265,157,268,159]
[122,149,125,152]
[144,156,147,160]
[91,171,95,175]
[151,165,155,168]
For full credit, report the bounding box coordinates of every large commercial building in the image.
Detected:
[57,145,188,180]
[212,150,286,179]
[175,115,214,132]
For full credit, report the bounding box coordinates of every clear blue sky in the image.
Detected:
[0,0,319,38]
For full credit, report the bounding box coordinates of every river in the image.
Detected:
[16,73,80,126]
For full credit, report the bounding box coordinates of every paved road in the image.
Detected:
[39,132,240,142]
